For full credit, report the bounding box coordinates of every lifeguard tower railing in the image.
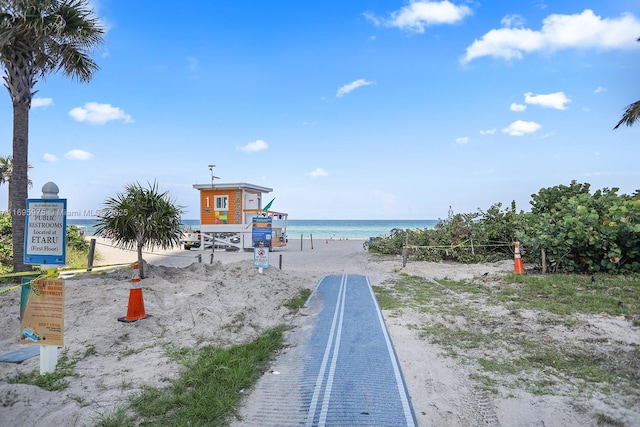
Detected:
[199,209,288,251]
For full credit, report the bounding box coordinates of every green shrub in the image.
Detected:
[367,181,640,273]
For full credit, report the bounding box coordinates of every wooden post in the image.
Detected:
[87,238,96,271]
[541,248,547,274]
[300,234,303,251]
[402,232,409,267]
[310,234,314,250]
[279,254,283,270]
[214,233,216,264]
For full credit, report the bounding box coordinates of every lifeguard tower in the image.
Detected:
[192,182,288,251]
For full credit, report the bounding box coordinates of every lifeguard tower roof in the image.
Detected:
[192,182,272,193]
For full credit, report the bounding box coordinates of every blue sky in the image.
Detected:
[1,0,640,220]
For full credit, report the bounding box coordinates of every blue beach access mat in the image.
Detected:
[0,346,40,364]
[237,274,417,427]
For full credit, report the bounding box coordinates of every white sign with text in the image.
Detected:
[23,199,67,265]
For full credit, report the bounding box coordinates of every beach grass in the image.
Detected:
[7,348,78,391]
[282,288,312,310]
[373,273,640,401]
[95,325,286,426]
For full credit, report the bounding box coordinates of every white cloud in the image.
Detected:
[510,103,526,112]
[502,120,541,136]
[594,86,607,93]
[238,139,268,153]
[336,79,373,97]
[64,149,93,160]
[462,9,640,63]
[524,91,571,110]
[480,128,497,135]
[32,98,53,108]
[501,14,525,28]
[308,167,328,178]
[366,0,472,33]
[69,102,133,124]
[42,153,57,162]
[455,136,469,145]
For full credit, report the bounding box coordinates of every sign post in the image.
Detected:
[252,215,272,273]
[21,182,67,374]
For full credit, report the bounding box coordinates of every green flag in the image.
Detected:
[263,197,275,211]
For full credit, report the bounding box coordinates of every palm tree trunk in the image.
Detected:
[137,244,144,279]
[11,102,30,272]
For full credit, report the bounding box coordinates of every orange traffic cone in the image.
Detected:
[514,242,525,274]
[118,288,147,322]
[131,262,141,283]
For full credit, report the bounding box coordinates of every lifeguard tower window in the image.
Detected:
[215,196,228,210]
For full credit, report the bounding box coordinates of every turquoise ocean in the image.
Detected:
[68,219,439,240]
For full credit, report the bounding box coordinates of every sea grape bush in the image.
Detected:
[367,204,521,263]
[66,225,90,251]
[521,182,640,273]
[367,180,640,273]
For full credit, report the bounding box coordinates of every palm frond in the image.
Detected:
[613,100,640,130]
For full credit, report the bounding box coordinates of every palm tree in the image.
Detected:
[0,155,33,212]
[613,37,640,130]
[94,181,185,279]
[613,100,640,129]
[0,0,104,272]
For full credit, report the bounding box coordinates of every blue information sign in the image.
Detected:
[252,216,272,247]
[23,199,67,265]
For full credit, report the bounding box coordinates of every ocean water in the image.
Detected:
[68,218,439,240]
[285,219,438,240]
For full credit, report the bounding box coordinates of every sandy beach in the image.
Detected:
[1,237,638,426]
